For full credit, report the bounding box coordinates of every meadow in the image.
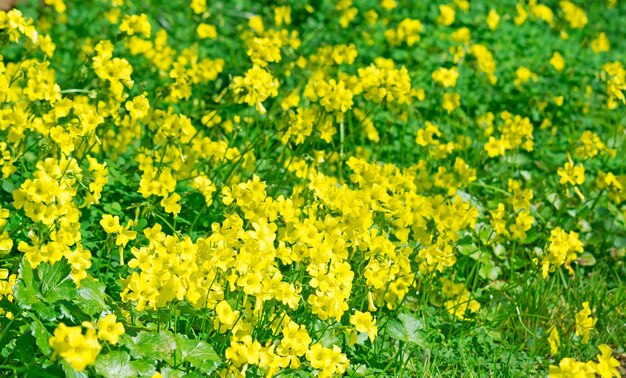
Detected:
[0,0,625,376]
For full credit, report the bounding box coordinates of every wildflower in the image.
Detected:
[305,344,349,378]
[550,52,566,72]
[196,23,217,39]
[486,9,500,30]
[380,0,397,11]
[225,335,262,366]
[116,221,137,248]
[119,14,152,38]
[438,4,455,26]
[557,162,585,185]
[541,228,584,278]
[49,323,101,371]
[574,302,596,344]
[548,358,596,378]
[215,300,239,331]
[484,137,506,157]
[432,67,459,88]
[415,122,441,147]
[97,314,125,345]
[349,311,378,341]
[274,6,291,26]
[590,32,610,53]
[161,193,182,216]
[548,327,560,355]
[595,344,621,378]
[560,1,588,29]
[442,92,461,113]
[318,79,354,113]
[276,321,311,367]
[231,66,279,113]
[100,214,122,234]
[514,66,535,86]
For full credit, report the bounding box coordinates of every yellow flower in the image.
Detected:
[548,327,560,355]
[557,162,585,185]
[437,4,456,26]
[231,66,280,113]
[575,301,596,344]
[115,220,137,248]
[274,6,291,26]
[49,323,101,372]
[196,23,217,39]
[119,14,152,38]
[277,321,311,360]
[215,300,239,329]
[514,66,535,86]
[432,67,459,88]
[484,137,505,157]
[349,310,378,341]
[97,314,125,345]
[595,344,621,378]
[100,214,122,234]
[591,32,610,53]
[559,1,588,29]
[305,343,349,378]
[548,358,596,378]
[380,0,397,11]
[442,92,461,113]
[161,193,182,216]
[550,52,566,72]
[486,9,500,30]
[541,227,584,278]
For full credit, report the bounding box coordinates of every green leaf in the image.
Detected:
[14,260,39,307]
[1,179,15,193]
[13,261,58,319]
[76,278,109,316]
[387,313,426,347]
[479,261,501,280]
[158,366,185,378]
[175,334,220,373]
[129,359,157,377]
[122,330,176,361]
[37,261,77,303]
[576,252,596,267]
[29,316,52,356]
[94,351,135,378]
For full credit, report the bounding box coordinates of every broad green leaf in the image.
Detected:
[175,334,220,373]
[30,316,52,356]
[387,313,426,347]
[94,351,134,378]
[13,260,58,319]
[14,260,39,308]
[129,359,157,377]
[122,330,176,361]
[159,366,185,378]
[479,262,501,280]
[576,252,596,266]
[37,261,77,303]
[76,278,109,316]
[1,179,15,193]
